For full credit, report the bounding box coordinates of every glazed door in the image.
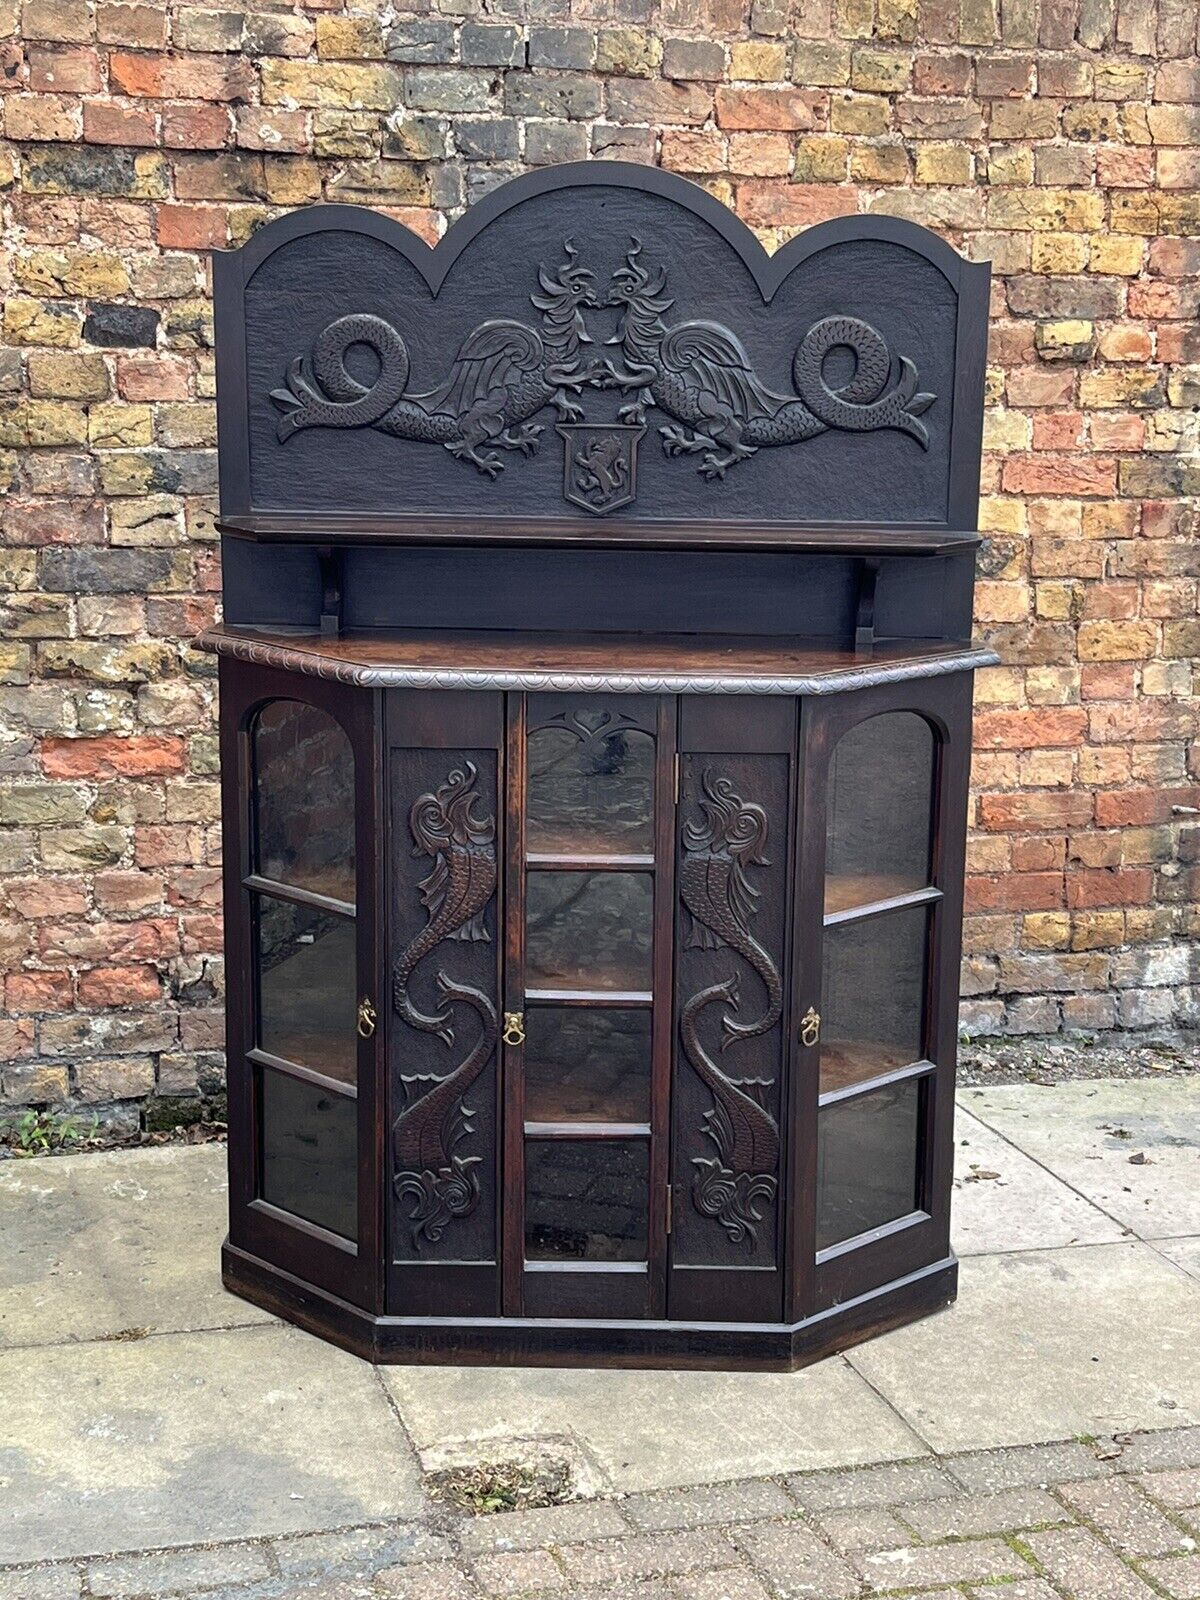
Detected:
[221,660,380,1311]
[790,673,973,1318]
[667,698,795,1324]
[502,695,675,1319]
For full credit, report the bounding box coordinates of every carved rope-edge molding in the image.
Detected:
[197,631,999,695]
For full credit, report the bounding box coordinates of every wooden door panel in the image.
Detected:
[386,691,504,1318]
[669,698,795,1324]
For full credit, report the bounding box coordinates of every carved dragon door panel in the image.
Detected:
[386,691,505,1319]
[668,698,795,1325]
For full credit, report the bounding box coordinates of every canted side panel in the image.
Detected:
[386,693,504,1317]
[670,749,790,1323]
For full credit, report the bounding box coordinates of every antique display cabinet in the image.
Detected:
[206,162,995,1369]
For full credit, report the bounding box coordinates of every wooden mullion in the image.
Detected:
[501,693,527,1318]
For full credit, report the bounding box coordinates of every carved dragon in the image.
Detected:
[603,238,936,479]
[392,762,498,1247]
[678,769,783,1247]
[272,241,599,479]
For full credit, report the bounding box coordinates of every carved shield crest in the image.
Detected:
[558,422,645,516]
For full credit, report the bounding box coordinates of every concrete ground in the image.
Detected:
[1,1077,1199,1599]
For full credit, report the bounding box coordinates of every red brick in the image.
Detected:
[78,964,163,1007]
[6,971,74,1011]
[1095,787,1200,827]
[974,708,1088,750]
[979,792,1095,831]
[116,354,191,401]
[41,736,187,780]
[1001,457,1119,498]
[1066,868,1156,909]
[735,181,857,227]
[82,99,157,145]
[967,873,1066,912]
[155,203,229,249]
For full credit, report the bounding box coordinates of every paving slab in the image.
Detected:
[961,1078,1200,1241]
[952,1106,1125,1256]
[0,1144,263,1349]
[0,1323,424,1565]
[1155,1237,1200,1283]
[847,1241,1200,1454]
[382,1358,927,1494]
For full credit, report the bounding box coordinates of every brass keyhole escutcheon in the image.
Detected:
[356,998,377,1039]
[503,1011,526,1046]
[800,1006,821,1048]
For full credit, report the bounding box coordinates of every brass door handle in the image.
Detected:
[502,1011,526,1046]
[357,998,377,1039]
[800,1006,821,1048]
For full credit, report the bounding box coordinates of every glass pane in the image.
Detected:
[527,715,654,855]
[816,1079,921,1251]
[257,895,356,1083]
[526,871,653,992]
[260,1067,357,1240]
[254,700,354,902]
[820,905,926,1094]
[525,1007,651,1124]
[525,1138,648,1261]
[825,712,934,913]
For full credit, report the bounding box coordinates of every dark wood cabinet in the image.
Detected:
[208,162,994,1368]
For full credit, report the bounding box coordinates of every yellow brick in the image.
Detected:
[1077,621,1158,661]
[1088,234,1144,275]
[1035,582,1077,621]
[850,47,910,92]
[315,16,384,58]
[88,402,153,448]
[261,60,403,110]
[830,93,891,136]
[16,248,131,299]
[1031,234,1088,274]
[916,143,972,185]
[793,136,848,181]
[983,408,1032,451]
[27,351,109,401]
[850,142,908,183]
[1071,911,1125,951]
[989,189,1106,231]
[877,0,918,39]
[987,148,1034,185]
[975,581,1030,622]
[730,41,787,80]
[0,399,88,446]
[1024,913,1071,951]
[979,496,1026,536]
[1078,368,1163,408]
[3,297,81,347]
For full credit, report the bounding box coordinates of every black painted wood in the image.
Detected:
[212,162,991,1369]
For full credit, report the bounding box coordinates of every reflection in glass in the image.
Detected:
[527,714,654,855]
[525,1139,649,1261]
[260,1067,357,1240]
[254,700,355,902]
[820,906,926,1094]
[825,712,934,913]
[525,1007,651,1124]
[526,872,653,992]
[257,895,356,1083]
[816,1079,921,1250]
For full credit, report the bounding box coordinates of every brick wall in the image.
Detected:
[1,0,1198,1130]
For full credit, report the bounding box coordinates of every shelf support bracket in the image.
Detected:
[854,557,881,653]
[318,544,345,638]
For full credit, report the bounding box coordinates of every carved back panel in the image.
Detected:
[215,164,989,535]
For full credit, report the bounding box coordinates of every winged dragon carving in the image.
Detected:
[272,241,599,479]
[602,238,937,480]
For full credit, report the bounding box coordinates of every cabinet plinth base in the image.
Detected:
[222,1242,957,1372]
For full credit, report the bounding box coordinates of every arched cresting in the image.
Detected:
[816,710,943,1255]
[247,698,359,1242]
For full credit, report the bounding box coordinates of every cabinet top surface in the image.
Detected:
[199,625,997,695]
